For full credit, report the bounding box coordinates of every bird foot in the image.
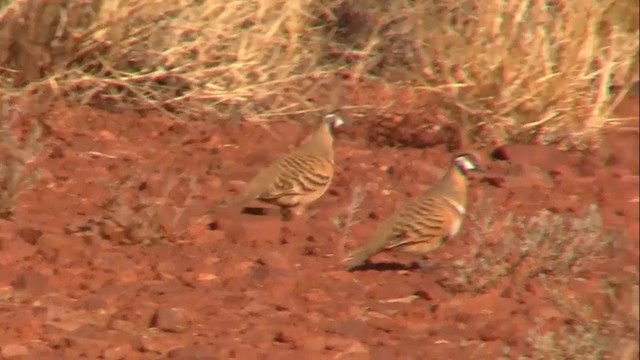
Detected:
[280,208,294,222]
[280,206,309,222]
[416,259,439,273]
[305,208,321,219]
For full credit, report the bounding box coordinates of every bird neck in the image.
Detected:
[435,165,469,213]
[299,123,334,162]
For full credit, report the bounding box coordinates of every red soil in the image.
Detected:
[0,87,637,359]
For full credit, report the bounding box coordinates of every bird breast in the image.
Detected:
[442,198,465,237]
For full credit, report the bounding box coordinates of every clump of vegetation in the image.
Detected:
[451,202,614,292]
[95,174,200,246]
[523,269,639,360]
[332,183,364,260]
[0,0,637,148]
[450,198,637,359]
[0,97,43,218]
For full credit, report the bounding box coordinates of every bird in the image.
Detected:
[342,152,483,271]
[225,112,346,220]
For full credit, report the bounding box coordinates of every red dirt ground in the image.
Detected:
[0,86,638,359]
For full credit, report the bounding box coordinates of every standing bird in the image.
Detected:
[342,152,483,271]
[226,112,346,220]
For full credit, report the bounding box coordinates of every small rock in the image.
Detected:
[204,134,222,150]
[63,335,109,358]
[195,272,221,284]
[250,264,270,282]
[549,164,577,181]
[1,344,30,358]
[17,227,43,245]
[130,334,171,354]
[186,217,212,240]
[11,269,49,295]
[303,289,332,304]
[480,175,505,188]
[243,301,269,315]
[256,250,292,270]
[476,318,519,344]
[150,307,190,333]
[98,220,127,245]
[333,319,367,338]
[239,217,282,245]
[109,319,136,333]
[209,229,225,242]
[48,144,65,159]
[537,305,564,320]
[0,235,36,264]
[167,345,217,359]
[343,341,370,357]
[0,219,17,232]
[324,271,355,282]
[301,336,326,352]
[102,343,133,360]
[503,174,553,190]
[98,130,117,141]
[78,294,109,312]
[228,180,247,191]
[326,337,369,357]
[491,144,568,171]
[35,235,70,263]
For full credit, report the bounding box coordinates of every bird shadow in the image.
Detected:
[240,206,270,216]
[240,206,308,222]
[348,261,425,272]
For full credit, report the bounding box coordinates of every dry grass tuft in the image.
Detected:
[95,173,200,246]
[0,97,43,218]
[0,0,638,147]
[332,183,364,260]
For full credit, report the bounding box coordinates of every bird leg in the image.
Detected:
[280,207,295,222]
[280,205,315,222]
[292,205,307,217]
[416,257,440,273]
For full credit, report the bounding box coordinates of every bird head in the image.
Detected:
[452,152,484,176]
[322,111,346,130]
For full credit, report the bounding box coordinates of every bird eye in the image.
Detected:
[332,116,345,127]
[457,156,476,171]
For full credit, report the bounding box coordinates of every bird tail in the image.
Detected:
[342,217,397,271]
[342,237,387,271]
[342,246,373,271]
[224,191,253,210]
[224,177,269,211]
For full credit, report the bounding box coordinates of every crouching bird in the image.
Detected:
[226,112,346,221]
[342,152,483,271]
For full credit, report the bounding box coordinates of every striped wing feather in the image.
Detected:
[384,196,450,250]
[259,153,333,201]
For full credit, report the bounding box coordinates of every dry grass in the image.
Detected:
[0,98,43,218]
[94,173,200,246]
[0,0,638,148]
[332,183,364,260]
